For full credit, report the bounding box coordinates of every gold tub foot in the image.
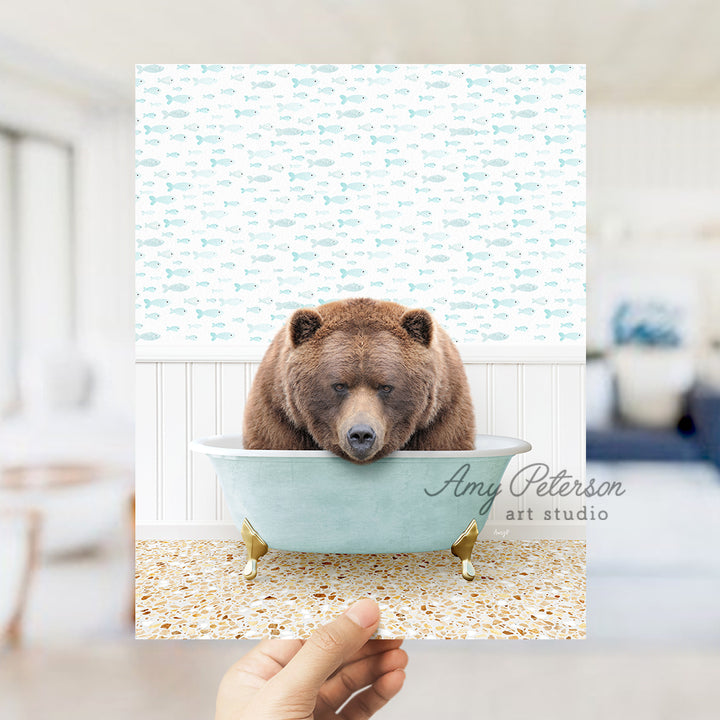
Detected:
[451,519,479,581]
[240,518,268,580]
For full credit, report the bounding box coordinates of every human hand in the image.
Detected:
[215,598,407,719]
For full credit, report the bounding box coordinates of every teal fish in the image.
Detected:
[166,94,191,104]
[482,332,509,341]
[318,125,342,134]
[162,109,189,119]
[324,195,349,205]
[370,135,396,144]
[515,269,540,278]
[291,78,318,87]
[196,135,222,144]
[545,135,571,144]
[201,64,223,72]
[511,283,538,292]
[166,268,191,278]
[340,94,366,105]
[337,283,363,292]
[466,78,491,87]
[292,251,316,261]
[492,299,518,308]
[149,195,174,205]
[498,195,523,205]
[137,64,163,73]
[210,332,234,341]
[163,283,189,292]
[136,332,161,341]
[559,332,582,341]
[514,94,540,104]
[144,299,169,308]
[340,268,365,278]
[450,302,478,310]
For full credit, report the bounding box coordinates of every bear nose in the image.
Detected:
[347,424,376,453]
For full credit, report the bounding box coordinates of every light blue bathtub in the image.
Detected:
[191,434,530,580]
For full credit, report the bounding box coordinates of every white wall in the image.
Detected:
[135,349,586,541]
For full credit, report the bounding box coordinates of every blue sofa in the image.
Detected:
[586,383,720,468]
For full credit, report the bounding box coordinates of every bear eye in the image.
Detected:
[332,383,347,393]
[379,384,394,394]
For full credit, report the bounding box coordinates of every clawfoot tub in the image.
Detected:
[190,434,531,581]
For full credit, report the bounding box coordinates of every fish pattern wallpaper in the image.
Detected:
[135,64,585,347]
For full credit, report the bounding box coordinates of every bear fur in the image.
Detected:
[243,298,475,463]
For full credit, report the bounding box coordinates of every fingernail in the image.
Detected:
[344,598,379,629]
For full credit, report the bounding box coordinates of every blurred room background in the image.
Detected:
[1,1,719,718]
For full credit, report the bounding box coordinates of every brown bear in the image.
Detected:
[243,298,475,463]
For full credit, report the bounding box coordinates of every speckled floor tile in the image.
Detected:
[135,540,585,639]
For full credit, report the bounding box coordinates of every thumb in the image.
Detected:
[267,598,380,699]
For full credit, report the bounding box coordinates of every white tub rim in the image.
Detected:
[190,433,531,459]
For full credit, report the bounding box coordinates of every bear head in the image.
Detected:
[283,298,440,463]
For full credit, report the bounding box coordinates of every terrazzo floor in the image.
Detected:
[135,539,585,640]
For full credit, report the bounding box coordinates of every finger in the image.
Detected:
[318,647,408,711]
[267,598,380,699]
[339,669,406,720]
[225,639,303,685]
[331,638,404,674]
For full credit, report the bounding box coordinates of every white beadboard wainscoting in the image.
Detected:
[136,345,585,541]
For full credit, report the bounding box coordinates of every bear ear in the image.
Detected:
[289,309,323,347]
[400,308,433,347]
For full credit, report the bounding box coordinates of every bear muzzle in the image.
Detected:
[346,424,376,459]
[338,412,385,462]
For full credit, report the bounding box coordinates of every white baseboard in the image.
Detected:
[135,522,586,542]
